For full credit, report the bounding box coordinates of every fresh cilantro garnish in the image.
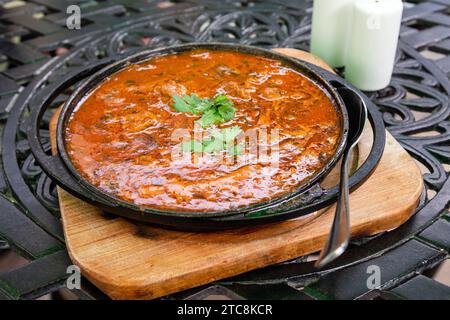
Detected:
[172,94,203,113]
[172,94,236,128]
[181,126,244,155]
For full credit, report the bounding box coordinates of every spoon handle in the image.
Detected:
[315,146,352,268]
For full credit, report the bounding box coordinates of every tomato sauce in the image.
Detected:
[65,50,341,212]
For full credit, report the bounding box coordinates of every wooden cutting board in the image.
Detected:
[49,49,423,300]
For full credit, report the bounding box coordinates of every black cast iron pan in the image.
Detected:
[27,43,384,231]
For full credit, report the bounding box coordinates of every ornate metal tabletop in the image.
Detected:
[0,0,450,300]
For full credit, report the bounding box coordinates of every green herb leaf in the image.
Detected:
[181,140,204,153]
[172,94,213,114]
[172,93,235,128]
[218,104,235,121]
[214,94,236,121]
[196,109,221,128]
[180,126,243,155]
[172,94,195,113]
[202,138,224,153]
[221,126,242,144]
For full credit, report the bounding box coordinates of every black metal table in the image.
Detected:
[0,0,450,300]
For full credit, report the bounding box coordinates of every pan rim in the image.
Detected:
[56,42,349,218]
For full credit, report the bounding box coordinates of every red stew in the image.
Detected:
[65,50,341,212]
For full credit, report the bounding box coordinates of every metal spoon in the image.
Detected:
[315,87,368,269]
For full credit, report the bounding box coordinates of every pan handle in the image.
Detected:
[27,59,115,204]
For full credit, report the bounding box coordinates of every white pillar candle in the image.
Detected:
[345,0,403,91]
[310,0,354,68]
